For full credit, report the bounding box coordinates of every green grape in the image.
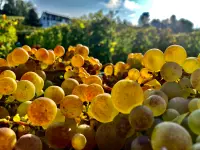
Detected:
[71,133,87,150]
[104,64,113,76]
[196,136,200,143]
[89,93,118,123]
[144,89,168,104]
[129,105,154,131]
[111,79,144,114]
[45,122,76,149]
[162,109,180,121]
[164,45,187,65]
[190,69,200,91]
[44,80,53,90]
[131,136,153,150]
[188,109,200,135]
[61,78,79,95]
[151,122,192,150]
[182,57,200,74]
[95,122,126,150]
[143,95,167,116]
[0,106,9,119]
[160,62,182,82]
[168,97,189,114]
[192,143,200,150]
[161,82,183,99]
[188,98,200,112]
[0,127,17,150]
[13,80,35,102]
[179,77,192,89]
[14,134,42,150]
[17,101,32,116]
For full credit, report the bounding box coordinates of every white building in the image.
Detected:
[40,11,71,28]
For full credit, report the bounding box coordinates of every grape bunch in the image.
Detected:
[1,44,200,150]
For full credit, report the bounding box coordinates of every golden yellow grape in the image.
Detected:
[0,70,16,79]
[75,45,89,58]
[128,68,140,81]
[72,84,88,102]
[0,128,16,150]
[0,77,17,95]
[61,78,79,95]
[71,54,85,68]
[83,75,102,85]
[114,61,126,76]
[6,53,16,67]
[0,58,7,67]
[43,50,56,65]
[54,45,65,57]
[142,49,165,72]
[182,57,200,74]
[31,48,37,54]
[35,48,49,61]
[164,45,187,65]
[71,133,87,150]
[104,65,113,76]
[111,79,144,114]
[12,48,29,64]
[22,45,31,53]
[85,83,104,102]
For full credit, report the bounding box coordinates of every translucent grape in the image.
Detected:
[22,45,31,53]
[190,69,200,91]
[162,109,180,121]
[0,58,7,67]
[71,54,84,68]
[7,53,16,67]
[85,83,104,102]
[114,61,126,76]
[89,93,119,123]
[13,80,35,102]
[179,77,192,89]
[71,133,87,150]
[164,45,187,65]
[27,97,57,126]
[111,80,144,114]
[142,49,165,72]
[151,122,192,150]
[35,48,49,61]
[188,109,200,135]
[75,45,89,58]
[0,70,16,79]
[160,62,182,82]
[104,65,113,76]
[128,68,140,81]
[14,134,42,150]
[64,71,76,79]
[192,143,200,150]
[129,105,154,131]
[43,50,56,65]
[0,128,16,150]
[144,89,168,104]
[188,98,200,112]
[44,86,65,104]
[182,57,200,74]
[83,75,102,85]
[12,48,29,64]
[0,77,17,95]
[127,53,143,69]
[17,101,32,116]
[61,78,79,95]
[168,97,189,114]
[0,106,9,119]
[31,48,37,54]
[54,45,65,57]
[60,95,83,118]
[72,84,88,102]
[35,70,46,81]
[131,136,153,150]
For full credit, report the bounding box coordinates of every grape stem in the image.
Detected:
[0,118,33,127]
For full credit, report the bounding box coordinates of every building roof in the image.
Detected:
[41,11,70,20]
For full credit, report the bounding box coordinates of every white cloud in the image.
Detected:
[105,0,121,9]
[124,0,140,11]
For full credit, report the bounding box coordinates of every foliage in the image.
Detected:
[24,8,41,27]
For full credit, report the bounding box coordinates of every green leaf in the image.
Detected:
[172,112,189,124]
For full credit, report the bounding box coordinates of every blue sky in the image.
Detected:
[30,0,200,28]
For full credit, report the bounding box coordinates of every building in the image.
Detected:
[40,11,71,28]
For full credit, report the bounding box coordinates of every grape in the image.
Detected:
[12,48,29,64]
[104,65,113,76]
[64,71,76,79]
[192,143,200,150]
[182,57,200,74]
[179,77,192,89]
[131,136,153,150]
[168,97,189,114]
[95,122,126,150]
[164,45,187,65]
[188,109,200,135]
[0,106,9,118]
[7,53,16,67]
[17,101,32,116]
[129,105,154,131]
[43,50,56,65]
[35,48,49,61]
[35,70,46,81]
[151,122,192,150]
[13,80,35,102]
[127,53,143,69]
[160,62,182,82]
[72,84,88,102]
[83,75,102,85]
[0,77,17,95]
[142,49,165,72]
[85,83,104,102]
[60,95,83,118]
[0,58,7,67]
[45,122,76,149]
[162,109,180,121]
[22,45,31,53]
[76,124,96,150]
[27,97,57,126]
[14,134,42,150]
[188,98,200,112]
[61,78,79,95]
[128,68,140,81]
[71,54,85,68]
[54,45,65,57]
[71,133,87,150]
[0,70,16,79]
[161,82,183,99]
[89,93,119,123]
[143,95,167,116]
[0,127,16,150]
[44,86,65,104]
[75,45,89,58]
[114,61,126,76]
[191,69,200,91]
[144,89,168,104]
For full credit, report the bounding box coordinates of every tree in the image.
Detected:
[138,12,150,27]
[24,8,41,27]
[2,0,16,15]
[178,19,193,33]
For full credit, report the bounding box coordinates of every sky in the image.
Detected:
[30,0,200,28]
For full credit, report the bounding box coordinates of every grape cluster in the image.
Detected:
[1,44,200,150]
